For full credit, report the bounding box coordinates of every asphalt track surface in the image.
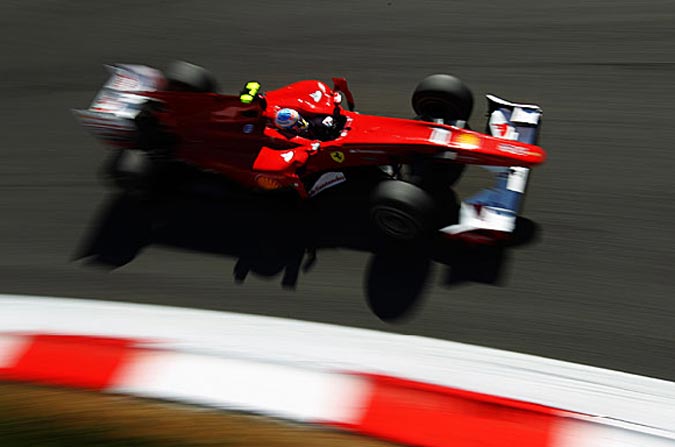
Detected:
[1,1,675,380]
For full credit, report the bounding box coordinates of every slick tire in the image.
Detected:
[412,74,474,121]
[370,180,435,242]
[103,149,161,199]
[165,60,217,93]
[134,102,176,153]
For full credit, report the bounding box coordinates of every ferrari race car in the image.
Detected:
[75,61,545,244]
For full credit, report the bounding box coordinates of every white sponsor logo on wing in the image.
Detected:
[111,73,139,91]
[489,110,519,140]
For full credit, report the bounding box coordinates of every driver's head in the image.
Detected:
[274,108,308,132]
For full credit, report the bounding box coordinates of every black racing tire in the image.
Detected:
[165,60,217,93]
[102,149,163,198]
[134,102,176,153]
[370,180,436,242]
[412,74,474,121]
[365,248,431,321]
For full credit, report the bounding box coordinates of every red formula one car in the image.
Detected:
[76,61,545,244]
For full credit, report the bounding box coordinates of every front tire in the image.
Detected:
[370,180,435,242]
[102,149,163,198]
[412,74,473,122]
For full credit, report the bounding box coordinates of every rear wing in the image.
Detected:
[440,95,543,241]
[73,65,164,147]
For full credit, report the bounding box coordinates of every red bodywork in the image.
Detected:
[142,80,545,196]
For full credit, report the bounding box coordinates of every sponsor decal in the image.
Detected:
[494,123,509,137]
[330,151,345,163]
[308,172,347,197]
[348,149,386,154]
[497,143,541,158]
[91,93,123,112]
[242,124,254,134]
[110,72,139,91]
[428,128,452,144]
[452,133,481,150]
[489,110,509,137]
[310,90,322,103]
[255,175,284,190]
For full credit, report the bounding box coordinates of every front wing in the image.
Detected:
[440,95,543,241]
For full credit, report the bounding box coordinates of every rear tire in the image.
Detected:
[103,149,163,198]
[412,74,473,121]
[134,102,175,153]
[370,180,435,242]
[165,60,217,93]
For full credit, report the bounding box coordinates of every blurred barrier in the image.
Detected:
[1,295,675,446]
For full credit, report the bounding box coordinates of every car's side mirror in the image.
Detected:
[331,77,355,111]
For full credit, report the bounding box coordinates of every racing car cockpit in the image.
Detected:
[249,79,352,143]
[232,80,352,180]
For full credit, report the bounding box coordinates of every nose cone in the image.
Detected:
[526,144,547,165]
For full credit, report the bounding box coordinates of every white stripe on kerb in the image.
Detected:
[0,334,30,368]
[553,419,675,447]
[113,351,370,423]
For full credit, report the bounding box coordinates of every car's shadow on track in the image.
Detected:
[75,175,540,322]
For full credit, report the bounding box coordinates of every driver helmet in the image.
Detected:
[274,108,308,132]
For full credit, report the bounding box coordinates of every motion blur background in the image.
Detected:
[1,0,674,379]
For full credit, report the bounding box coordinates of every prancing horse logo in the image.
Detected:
[330,151,345,163]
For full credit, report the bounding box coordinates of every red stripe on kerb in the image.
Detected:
[0,335,136,390]
[349,374,560,447]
